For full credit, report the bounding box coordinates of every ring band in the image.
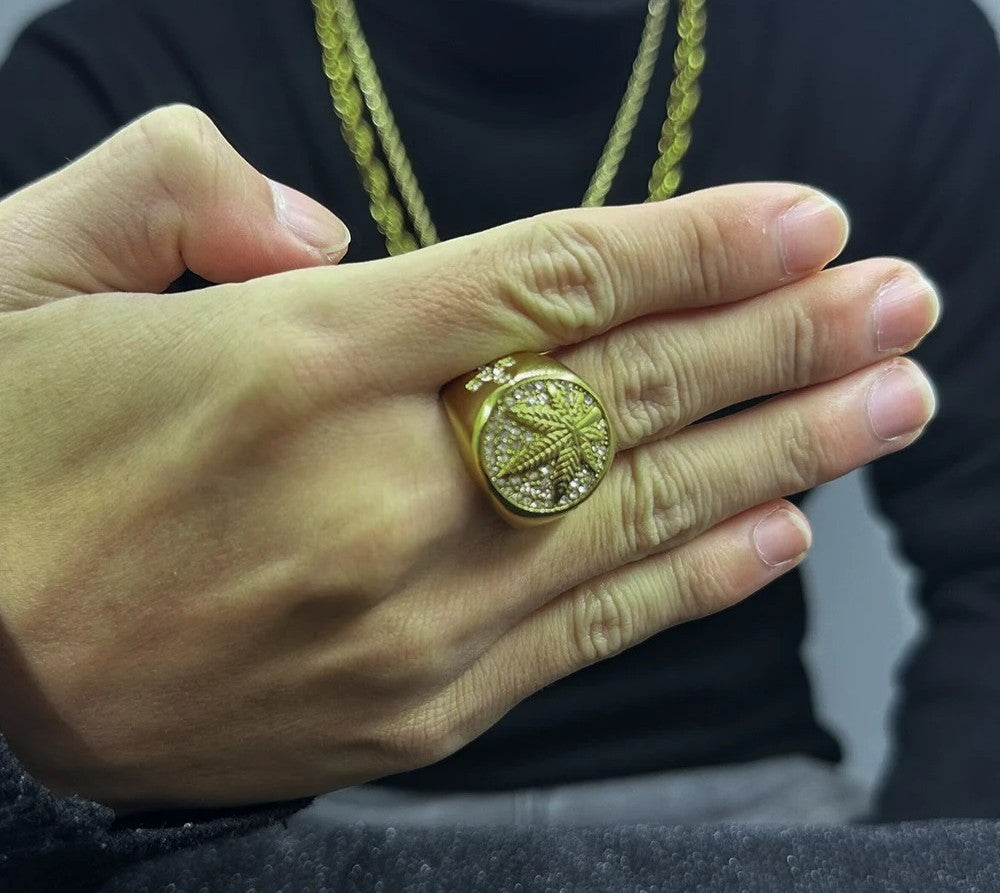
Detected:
[442,353,616,527]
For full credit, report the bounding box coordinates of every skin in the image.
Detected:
[0,106,939,812]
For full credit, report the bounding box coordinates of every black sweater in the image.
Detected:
[1,0,1000,878]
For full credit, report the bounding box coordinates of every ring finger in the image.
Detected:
[483,355,936,619]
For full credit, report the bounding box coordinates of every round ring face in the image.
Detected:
[478,376,614,516]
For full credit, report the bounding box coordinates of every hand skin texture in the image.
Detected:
[0,105,939,812]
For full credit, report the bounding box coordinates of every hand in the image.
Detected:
[0,106,938,811]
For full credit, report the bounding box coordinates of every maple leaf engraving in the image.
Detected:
[497,381,608,502]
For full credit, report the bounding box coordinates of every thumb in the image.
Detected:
[0,104,351,310]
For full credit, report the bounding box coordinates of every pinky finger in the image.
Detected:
[450,500,812,733]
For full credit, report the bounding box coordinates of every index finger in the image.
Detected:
[285,182,848,388]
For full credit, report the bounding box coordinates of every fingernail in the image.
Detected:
[779,194,849,275]
[269,179,351,259]
[874,272,941,352]
[866,361,937,442]
[753,508,812,568]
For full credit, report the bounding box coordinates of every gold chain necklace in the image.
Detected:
[313,0,707,256]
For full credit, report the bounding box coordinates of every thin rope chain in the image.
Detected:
[582,0,672,207]
[313,0,707,255]
[323,0,439,247]
[313,0,419,254]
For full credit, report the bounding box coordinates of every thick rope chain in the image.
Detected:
[649,0,706,201]
[313,0,706,255]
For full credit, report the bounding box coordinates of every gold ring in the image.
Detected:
[442,353,616,527]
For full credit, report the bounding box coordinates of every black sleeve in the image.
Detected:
[0,734,307,885]
[866,5,1000,821]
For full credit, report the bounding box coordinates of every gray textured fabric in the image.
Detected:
[298,757,869,828]
[100,820,1000,892]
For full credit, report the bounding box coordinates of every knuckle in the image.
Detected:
[772,410,823,493]
[312,519,421,610]
[188,311,350,470]
[218,303,362,432]
[218,320,317,435]
[619,451,692,556]
[135,104,220,163]
[604,329,688,443]
[129,104,224,203]
[673,206,729,300]
[777,301,819,389]
[501,213,622,341]
[659,549,731,624]
[399,631,459,692]
[569,583,637,664]
[363,608,461,694]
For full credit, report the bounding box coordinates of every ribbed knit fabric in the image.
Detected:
[0,735,309,889]
[101,819,1000,892]
[4,727,999,892]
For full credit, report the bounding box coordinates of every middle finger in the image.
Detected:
[556,257,940,451]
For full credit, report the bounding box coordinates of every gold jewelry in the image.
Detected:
[442,353,616,526]
[313,0,707,256]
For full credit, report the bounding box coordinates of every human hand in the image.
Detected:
[0,106,938,811]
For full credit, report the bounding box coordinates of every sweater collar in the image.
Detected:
[355,0,651,98]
